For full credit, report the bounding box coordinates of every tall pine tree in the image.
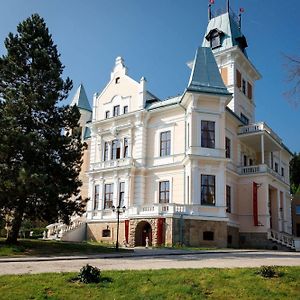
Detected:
[0,14,87,243]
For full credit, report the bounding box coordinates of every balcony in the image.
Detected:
[238,164,288,184]
[128,203,226,218]
[90,157,134,171]
[238,122,282,144]
[88,203,227,221]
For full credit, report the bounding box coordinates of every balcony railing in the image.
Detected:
[238,122,282,144]
[90,203,226,220]
[238,164,287,184]
[90,157,134,171]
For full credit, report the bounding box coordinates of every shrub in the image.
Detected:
[78,264,101,284]
[258,265,278,278]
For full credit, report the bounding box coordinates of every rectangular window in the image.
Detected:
[240,113,249,125]
[247,82,253,99]
[123,106,128,114]
[225,137,231,158]
[123,138,129,158]
[201,175,216,206]
[159,181,170,203]
[243,155,247,166]
[201,121,215,149]
[105,111,110,119]
[203,231,214,241]
[226,185,231,213]
[104,183,113,209]
[210,32,221,49]
[113,105,120,116]
[281,167,284,177]
[296,205,300,215]
[111,139,121,160]
[160,131,171,156]
[275,162,278,173]
[249,158,253,166]
[103,142,109,161]
[242,79,246,95]
[119,182,125,207]
[236,69,242,88]
[94,185,100,210]
[102,229,111,237]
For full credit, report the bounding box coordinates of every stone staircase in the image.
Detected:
[267,229,295,250]
[46,216,87,242]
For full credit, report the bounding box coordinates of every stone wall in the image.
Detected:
[173,218,228,248]
[239,232,292,250]
[227,226,239,248]
[87,218,231,248]
[87,221,126,245]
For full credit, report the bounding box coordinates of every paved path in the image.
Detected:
[0,249,300,275]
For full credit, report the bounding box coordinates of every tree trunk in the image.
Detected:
[6,210,23,244]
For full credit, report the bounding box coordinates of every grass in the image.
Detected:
[0,267,299,299]
[0,239,130,257]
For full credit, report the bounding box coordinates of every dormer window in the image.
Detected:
[205,28,224,50]
[115,77,120,84]
[211,32,221,49]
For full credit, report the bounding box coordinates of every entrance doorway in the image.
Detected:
[135,221,152,246]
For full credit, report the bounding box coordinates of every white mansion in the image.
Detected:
[48,6,294,249]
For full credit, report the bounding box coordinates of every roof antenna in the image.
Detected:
[238,8,245,30]
[208,0,214,21]
[227,0,230,12]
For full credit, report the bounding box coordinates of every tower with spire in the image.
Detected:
[203,0,260,124]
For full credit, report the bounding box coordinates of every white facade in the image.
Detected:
[83,10,293,249]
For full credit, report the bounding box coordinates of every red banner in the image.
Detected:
[157,218,165,245]
[125,220,129,243]
[253,182,258,226]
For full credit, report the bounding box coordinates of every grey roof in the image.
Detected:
[187,47,231,96]
[70,84,92,112]
[202,12,248,56]
[147,95,182,110]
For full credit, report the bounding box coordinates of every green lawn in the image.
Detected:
[0,267,299,299]
[0,239,129,257]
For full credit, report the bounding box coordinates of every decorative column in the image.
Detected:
[261,134,265,164]
[113,175,119,207]
[86,178,95,220]
[125,175,130,208]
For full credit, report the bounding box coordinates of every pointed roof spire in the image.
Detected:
[227,0,230,12]
[187,47,231,96]
[70,84,92,112]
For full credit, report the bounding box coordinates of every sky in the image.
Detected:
[0,0,299,152]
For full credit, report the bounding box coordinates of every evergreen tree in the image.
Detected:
[0,14,87,243]
[290,152,300,194]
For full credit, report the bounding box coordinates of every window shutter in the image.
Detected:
[247,82,253,99]
[236,69,241,88]
[221,67,228,85]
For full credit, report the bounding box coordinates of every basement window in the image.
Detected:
[102,229,111,237]
[203,231,214,241]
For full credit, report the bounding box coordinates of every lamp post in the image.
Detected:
[112,205,126,251]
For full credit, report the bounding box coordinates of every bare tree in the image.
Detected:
[284,54,300,108]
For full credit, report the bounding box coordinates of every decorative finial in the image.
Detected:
[238,7,245,30]
[208,0,214,21]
